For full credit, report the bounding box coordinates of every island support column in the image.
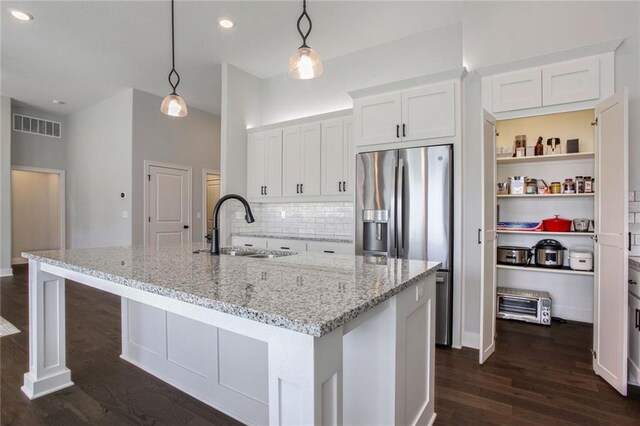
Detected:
[22,260,74,399]
[267,325,343,426]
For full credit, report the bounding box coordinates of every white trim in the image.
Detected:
[0,267,13,277]
[10,166,66,259]
[12,257,27,265]
[201,168,220,244]
[143,160,193,248]
[461,331,480,350]
[247,109,352,134]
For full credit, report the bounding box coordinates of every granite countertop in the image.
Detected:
[23,245,439,337]
[630,256,640,268]
[233,232,353,244]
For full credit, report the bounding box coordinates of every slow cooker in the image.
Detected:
[534,239,566,268]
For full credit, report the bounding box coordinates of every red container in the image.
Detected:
[542,215,572,232]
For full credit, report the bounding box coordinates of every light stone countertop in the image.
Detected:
[23,244,440,337]
[630,256,640,269]
[232,232,353,244]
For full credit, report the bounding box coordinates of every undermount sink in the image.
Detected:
[226,251,255,257]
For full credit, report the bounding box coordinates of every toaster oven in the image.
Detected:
[497,287,551,325]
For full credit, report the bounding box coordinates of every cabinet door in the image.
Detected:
[542,56,600,106]
[594,90,629,395]
[247,132,266,199]
[300,123,321,196]
[343,117,354,195]
[231,236,268,249]
[321,119,344,196]
[267,238,307,253]
[264,130,283,197]
[401,82,455,141]
[479,110,497,364]
[282,127,302,197]
[491,68,542,112]
[354,92,402,146]
[629,293,640,384]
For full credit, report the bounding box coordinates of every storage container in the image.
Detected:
[569,246,593,271]
[509,176,526,195]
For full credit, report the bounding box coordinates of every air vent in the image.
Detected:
[12,113,61,138]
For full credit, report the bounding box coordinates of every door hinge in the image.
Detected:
[591,118,598,126]
[148,216,151,223]
[147,174,151,181]
[591,348,597,359]
[592,234,598,243]
[495,131,500,137]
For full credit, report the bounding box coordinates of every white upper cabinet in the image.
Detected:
[491,68,542,113]
[353,80,458,147]
[321,118,354,196]
[542,56,600,106]
[402,82,456,141]
[247,130,282,199]
[355,92,402,146]
[282,124,321,197]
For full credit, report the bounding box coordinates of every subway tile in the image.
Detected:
[636,213,640,224]
[635,235,640,246]
[630,192,636,202]
[635,191,640,202]
[629,213,635,224]
[630,202,640,213]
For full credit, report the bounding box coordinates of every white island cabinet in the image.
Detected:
[21,245,439,425]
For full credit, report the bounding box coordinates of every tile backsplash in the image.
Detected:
[230,202,354,238]
[630,191,640,256]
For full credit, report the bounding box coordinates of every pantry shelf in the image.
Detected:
[497,193,595,199]
[496,152,595,165]
[497,230,594,236]
[496,264,594,276]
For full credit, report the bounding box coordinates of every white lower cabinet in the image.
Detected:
[268,238,306,252]
[629,292,640,384]
[307,241,353,255]
[231,236,268,249]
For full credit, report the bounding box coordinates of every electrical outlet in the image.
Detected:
[196,212,201,219]
[122,211,128,218]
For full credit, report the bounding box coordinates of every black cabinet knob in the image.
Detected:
[183,225,189,229]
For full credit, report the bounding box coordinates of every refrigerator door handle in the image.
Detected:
[396,158,405,257]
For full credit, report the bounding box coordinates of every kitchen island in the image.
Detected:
[21,244,440,425]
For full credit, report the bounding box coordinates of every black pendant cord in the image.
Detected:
[296,0,312,48]
[167,0,180,95]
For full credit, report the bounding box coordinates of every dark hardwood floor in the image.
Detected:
[2,264,640,425]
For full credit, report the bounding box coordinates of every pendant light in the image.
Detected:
[161,0,187,117]
[288,0,323,80]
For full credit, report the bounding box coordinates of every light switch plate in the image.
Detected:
[196,212,201,219]
[122,211,128,218]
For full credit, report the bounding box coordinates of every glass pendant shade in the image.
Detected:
[288,46,323,80]
[161,94,188,117]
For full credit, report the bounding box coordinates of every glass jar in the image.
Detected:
[584,176,594,193]
[525,178,538,195]
[575,176,585,193]
[563,178,576,194]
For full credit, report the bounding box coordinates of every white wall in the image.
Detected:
[220,63,263,244]
[11,104,66,170]
[0,96,12,275]
[66,89,133,248]
[460,1,640,347]
[11,170,60,263]
[261,24,463,125]
[130,89,220,246]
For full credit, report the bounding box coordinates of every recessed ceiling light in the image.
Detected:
[218,18,234,29]
[52,100,65,105]
[10,9,33,21]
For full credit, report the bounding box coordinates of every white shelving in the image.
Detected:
[497,230,594,236]
[497,264,594,276]
[496,152,595,165]
[497,193,594,199]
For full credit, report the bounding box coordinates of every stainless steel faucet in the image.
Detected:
[209,194,255,255]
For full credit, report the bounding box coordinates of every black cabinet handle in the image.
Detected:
[281,246,290,250]
[324,250,335,254]
[339,181,342,192]
[636,308,640,330]
[478,228,482,244]
[244,243,253,247]
[300,183,303,193]
[402,123,406,137]
[396,124,400,138]
[629,232,632,251]
[265,186,267,195]
[296,184,300,194]
[630,280,638,285]
[183,225,189,229]
[343,181,346,191]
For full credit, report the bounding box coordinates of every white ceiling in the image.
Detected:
[1,1,463,116]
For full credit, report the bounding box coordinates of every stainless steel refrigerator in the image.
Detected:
[355,145,453,345]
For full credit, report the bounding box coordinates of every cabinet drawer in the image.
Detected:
[630,266,640,299]
[491,68,542,113]
[267,239,306,253]
[306,241,353,255]
[629,293,640,384]
[231,236,268,249]
[542,56,599,106]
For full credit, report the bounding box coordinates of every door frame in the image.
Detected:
[201,167,220,243]
[10,166,66,264]
[143,160,192,248]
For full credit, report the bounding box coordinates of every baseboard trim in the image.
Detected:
[12,257,27,265]
[461,331,480,350]
[0,267,14,277]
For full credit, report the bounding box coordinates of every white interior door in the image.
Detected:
[479,110,497,364]
[148,165,190,250]
[593,90,628,395]
[282,127,302,197]
[300,123,321,196]
[206,176,220,235]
